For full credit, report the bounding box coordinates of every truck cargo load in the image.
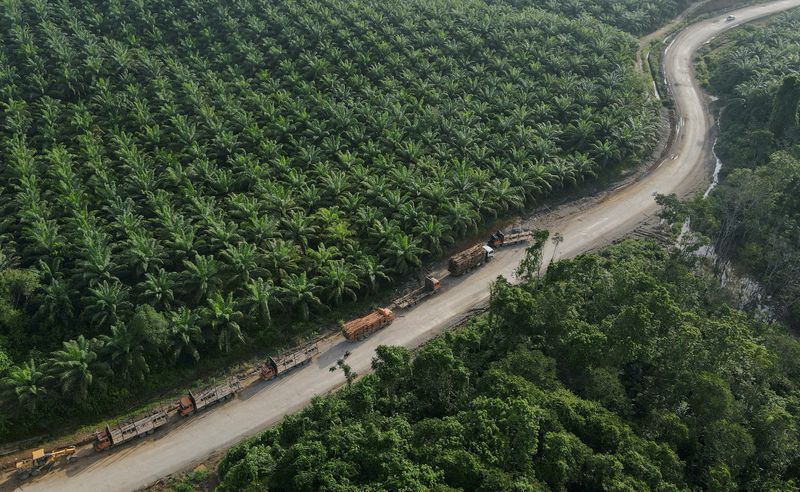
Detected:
[261,342,320,380]
[448,244,494,276]
[342,308,395,341]
[178,378,241,416]
[94,408,170,451]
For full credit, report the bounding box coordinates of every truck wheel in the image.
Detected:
[31,469,41,476]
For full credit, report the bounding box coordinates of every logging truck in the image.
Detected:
[393,276,441,309]
[487,230,532,248]
[178,379,241,416]
[94,408,170,451]
[342,308,395,341]
[448,244,494,276]
[260,343,319,380]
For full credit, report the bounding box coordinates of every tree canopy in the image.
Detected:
[678,11,800,329]
[218,241,800,490]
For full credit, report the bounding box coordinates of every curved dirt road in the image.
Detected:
[12,2,800,491]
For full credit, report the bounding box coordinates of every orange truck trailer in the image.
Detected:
[260,343,320,380]
[94,408,170,451]
[178,378,241,416]
[342,308,395,341]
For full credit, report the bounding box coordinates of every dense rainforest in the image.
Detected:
[217,240,800,491]
[670,10,800,329]
[0,0,667,438]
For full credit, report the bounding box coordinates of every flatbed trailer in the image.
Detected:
[487,230,532,248]
[94,408,170,451]
[393,276,441,309]
[261,343,320,380]
[178,378,241,416]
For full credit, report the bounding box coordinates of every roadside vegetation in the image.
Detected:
[0,0,663,440]
[665,10,800,329]
[218,240,800,490]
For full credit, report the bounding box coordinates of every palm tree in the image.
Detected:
[354,253,391,292]
[282,211,318,252]
[181,254,222,304]
[383,233,427,275]
[221,241,262,288]
[100,324,149,383]
[206,292,245,353]
[122,230,165,278]
[140,268,175,308]
[2,359,47,412]
[76,242,117,287]
[83,279,132,330]
[169,307,203,363]
[244,277,279,326]
[48,336,110,403]
[265,239,300,279]
[34,276,74,328]
[279,272,324,321]
[320,259,360,305]
[413,216,453,256]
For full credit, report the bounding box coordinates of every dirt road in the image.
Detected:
[12,2,800,491]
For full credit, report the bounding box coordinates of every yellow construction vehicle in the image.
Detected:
[14,446,76,480]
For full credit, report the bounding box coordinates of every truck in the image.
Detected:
[93,408,170,451]
[260,342,320,380]
[487,230,532,248]
[15,446,76,480]
[393,276,441,309]
[448,244,494,276]
[178,378,241,417]
[342,308,395,341]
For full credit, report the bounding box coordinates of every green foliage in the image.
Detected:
[490,0,693,35]
[688,12,800,328]
[219,241,800,490]
[704,10,800,168]
[514,229,549,281]
[0,0,664,438]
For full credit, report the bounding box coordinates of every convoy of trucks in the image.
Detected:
[11,227,535,482]
[342,307,396,341]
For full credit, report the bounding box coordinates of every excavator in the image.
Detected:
[15,446,76,480]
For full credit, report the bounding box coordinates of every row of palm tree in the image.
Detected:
[0,0,659,412]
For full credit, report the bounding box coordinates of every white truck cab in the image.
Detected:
[483,245,495,259]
